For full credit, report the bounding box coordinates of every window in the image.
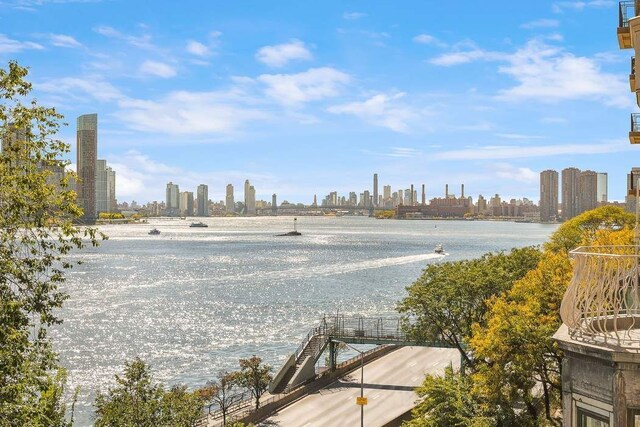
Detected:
[577,408,609,427]
[628,409,640,427]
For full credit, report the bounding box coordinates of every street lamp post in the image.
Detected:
[335,340,365,427]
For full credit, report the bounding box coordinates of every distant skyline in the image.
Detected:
[0,0,636,203]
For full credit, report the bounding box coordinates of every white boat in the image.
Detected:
[189,221,208,228]
[434,244,444,254]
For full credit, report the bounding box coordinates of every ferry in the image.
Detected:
[189,221,208,228]
[434,244,445,254]
[148,228,161,235]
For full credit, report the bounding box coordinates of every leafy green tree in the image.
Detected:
[200,371,241,427]
[0,61,102,425]
[94,358,204,426]
[398,247,542,367]
[237,356,272,409]
[403,366,491,427]
[544,206,634,254]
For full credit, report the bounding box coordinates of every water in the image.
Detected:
[51,216,557,425]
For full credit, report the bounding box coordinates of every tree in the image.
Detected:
[200,371,241,427]
[398,247,542,367]
[470,207,635,426]
[237,356,272,409]
[94,358,205,426]
[403,366,491,427]
[0,61,102,424]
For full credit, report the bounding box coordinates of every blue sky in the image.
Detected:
[0,0,636,204]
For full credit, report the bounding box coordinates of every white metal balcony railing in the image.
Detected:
[560,246,640,346]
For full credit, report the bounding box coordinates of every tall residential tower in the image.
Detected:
[540,170,558,222]
[77,114,98,220]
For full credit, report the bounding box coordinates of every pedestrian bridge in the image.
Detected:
[269,314,454,394]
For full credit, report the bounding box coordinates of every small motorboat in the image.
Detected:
[148,228,161,235]
[434,244,444,254]
[189,221,208,228]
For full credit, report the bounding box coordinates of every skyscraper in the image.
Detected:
[578,170,598,214]
[106,166,116,213]
[246,183,256,215]
[226,184,234,213]
[77,114,97,220]
[166,182,179,216]
[540,170,559,222]
[197,184,209,217]
[180,191,194,216]
[373,173,378,208]
[596,172,608,204]
[561,167,581,220]
[626,167,640,212]
[95,159,108,215]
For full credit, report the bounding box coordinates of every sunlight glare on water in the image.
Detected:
[51,216,557,425]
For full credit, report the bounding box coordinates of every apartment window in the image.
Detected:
[629,409,640,427]
[577,408,609,427]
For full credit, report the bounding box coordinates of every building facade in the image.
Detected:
[562,167,581,220]
[540,169,559,222]
[165,182,179,216]
[77,114,98,220]
[578,170,598,214]
[226,184,234,213]
[196,184,208,216]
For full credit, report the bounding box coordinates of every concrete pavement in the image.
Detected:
[262,346,459,427]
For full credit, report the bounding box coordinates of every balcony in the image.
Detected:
[619,1,636,49]
[560,246,640,346]
[632,57,637,91]
[632,114,640,143]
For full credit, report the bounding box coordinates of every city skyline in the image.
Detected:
[0,1,637,203]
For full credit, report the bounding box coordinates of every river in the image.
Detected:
[51,216,558,425]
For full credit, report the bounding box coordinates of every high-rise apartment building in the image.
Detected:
[77,114,98,220]
[561,167,581,220]
[179,191,194,216]
[226,184,234,213]
[373,173,378,208]
[578,170,598,214]
[596,172,608,204]
[626,167,640,212]
[197,184,209,217]
[165,182,179,216]
[95,159,108,215]
[540,170,559,222]
[106,166,116,212]
[246,183,256,215]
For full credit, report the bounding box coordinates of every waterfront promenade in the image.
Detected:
[263,346,459,426]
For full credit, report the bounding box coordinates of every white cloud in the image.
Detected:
[0,34,43,53]
[493,163,538,183]
[258,67,350,105]
[93,25,154,49]
[48,33,82,48]
[328,92,416,133]
[436,141,630,161]
[430,37,629,107]
[495,133,546,140]
[256,39,312,68]
[552,0,614,12]
[430,48,505,66]
[343,11,367,20]
[496,39,629,107]
[413,34,446,47]
[186,40,209,57]
[139,60,176,78]
[520,19,560,29]
[115,89,269,135]
[37,77,124,102]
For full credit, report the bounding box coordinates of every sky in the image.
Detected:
[0,0,636,204]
